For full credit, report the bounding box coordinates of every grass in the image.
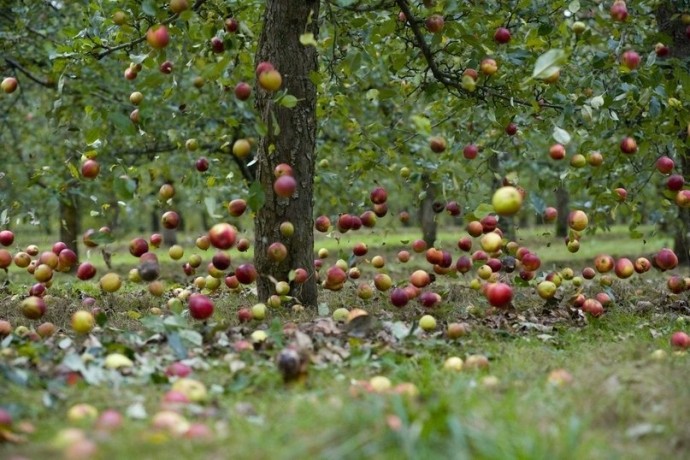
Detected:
[0,224,687,458]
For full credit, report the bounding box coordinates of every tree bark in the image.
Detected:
[418,174,438,248]
[254,0,320,306]
[555,186,569,238]
[657,3,690,264]
[59,190,80,266]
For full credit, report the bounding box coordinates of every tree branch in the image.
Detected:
[4,58,56,88]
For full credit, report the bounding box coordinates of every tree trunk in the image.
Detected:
[254,0,320,306]
[555,186,569,238]
[59,191,80,266]
[657,4,690,264]
[418,174,437,248]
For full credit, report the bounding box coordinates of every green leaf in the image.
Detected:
[531,49,567,80]
[300,33,317,47]
[473,203,494,219]
[553,126,571,145]
[179,329,203,347]
[247,181,265,212]
[204,197,221,219]
[279,95,299,108]
[166,331,187,360]
[568,0,580,13]
[113,175,136,200]
[318,302,329,316]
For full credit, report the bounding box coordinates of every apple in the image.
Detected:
[370,186,388,204]
[655,248,678,271]
[492,186,523,216]
[419,291,441,308]
[208,222,237,250]
[225,17,239,33]
[549,143,566,160]
[667,174,684,191]
[419,314,437,331]
[274,163,294,178]
[71,310,95,334]
[536,281,557,299]
[210,36,224,53]
[235,263,258,284]
[373,273,392,292]
[572,21,587,34]
[620,136,637,154]
[188,294,214,320]
[255,61,274,77]
[542,207,558,223]
[225,198,248,217]
[76,262,97,281]
[671,331,690,349]
[656,156,674,174]
[425,14,444,33]
[463,144,479,159]
[480,215,498,233]
[445,201,461,216]
[504,122,517,135]
[314,215,331,232]
[481,58,498,75]
[389,288,409,308]
[464,354,490,370]
[667,275,686,294]
[81,159,100,179]
[621,50,640,70]
[160,60,173,74]
[568,210,588,231]
[373,202,388,217]
[587,151,604,166]
[274,175,297,198]
[129,91,144,106]
[99,273,122,293]
[429,136,447,153]
[258,69,283,92]
[189,154,210,172]
[610,0,628,21]
[169,0,189,13]
[480,232,502,253]
[0,230,13,246]
[594,254,614,273]
[146,25,170,49]
[582,299,604,317]
[494,27,511,44]
[676,190,690,208]
[1,77,18,94]
[613,187,627,201]
[634,257,651,274]
[21,296,46,320]
[267,242,288,262]
[0,319,13,336]
[485,282,513,308]
[129,237,148,257]
[159,211,179,230]
[655,43,670,58]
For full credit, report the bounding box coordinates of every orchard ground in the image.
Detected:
[1,225,690,459]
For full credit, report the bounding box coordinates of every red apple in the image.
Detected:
[227,199,247,217]
[389,288,409,308]
[129,238,149,257]
[273,175,297,198]
[0,230,14,246]
[21,296,46,320]
[446,201,461,216]
[146,25,170,49]
[671,331,690,349]
[195,157,209,172]
[1,77,18,94]
[267,242,288,262]
[274,163,293,178]
[429,136,447,153]
[208,223,237,250]
[314,215,331,233]
[225,18,239,33]
[655,248,678,271]
[614,257,634,278]
[656,156,674,174]
[235,263,257,284]
[188,294,214,320]
[210,37,224,53]
[494,27,511,44]
[463,144,478,159]
[212,251,231,270]
[610,0,628,21]
[425,14,444,33]
[655,43,670,57]
[370,186,388,204]
[620,136,637,154]
[485,282,513,308]
[234,82,251,101]
[160,61,174,74]
[543,207,558,223]
[161,211,180,230]
[666,174,684,191]
[594,254,614,273]
[81,159,100,179]
[481,58,498,76]
[255,61,274,77]
[621,50,640,70]
[549,144,566,160]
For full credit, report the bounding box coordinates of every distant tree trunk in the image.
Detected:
[657,4,690,264]
[59,191,80,266]
[418,174,437,248]
[555,186,569,238]
[254,0,320,306]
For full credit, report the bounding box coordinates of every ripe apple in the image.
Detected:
[614,187,627,201]
[655,248,678,271]
[671,331,690,349]
[634,257,651,273]
[389,288,409,308]
[370,186,388,204]
[504,122,517,135]
[480,215,498,233]
[21,296,46,320]
[274,163,293,178]
[485,282,513,308]
[568,210,588,231]
[210,37,224,53]
[463,144,478,159]
[620,136,637,154]
[1,77,18,94]
[235,263,257,284]
[195,158,210,172]
[536,281,557,300]
[419,314,437,331]
[274,175,297,198]
[492,186,523,216]
[76,262,97,280]
[666,174,684,191]
[425,14,444,33]
[225,17,239,33]
[100,273,122,292]
[610,0,628,21]
[208,222,237,249]
[146,25,170,49]
[667,275,686,294]
[594,254,614,273]
[160,61,174,74]
[255,61,274,77]
[129,91,143,105]
[621,50,640,70]
[188,294,214,320]
[71,310,95,333]
[656,156,674,174]
[161,211,180,229]
[0,230,13,246]
[481,58,498,75]
[655,43,670,58]
[232,139,251,158]
[521,252,541,271]
[445,201,461,216]
[314,215,331,232]
[463,68,479,81]
[549,143,566,160]
[258,69,282,92]
[543,207,558,223]
[81,159,100,179]
[676,190,690,208]
[429,136,447,153]
[170,0,188,13]
[582,299,604,317]
[234,82,251,101]
[267,242,288,262]
[227,199,247,217]
[587,151,604,166]
[494,27,511,44]
[572,21,587,34]
[129,237,149,257]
